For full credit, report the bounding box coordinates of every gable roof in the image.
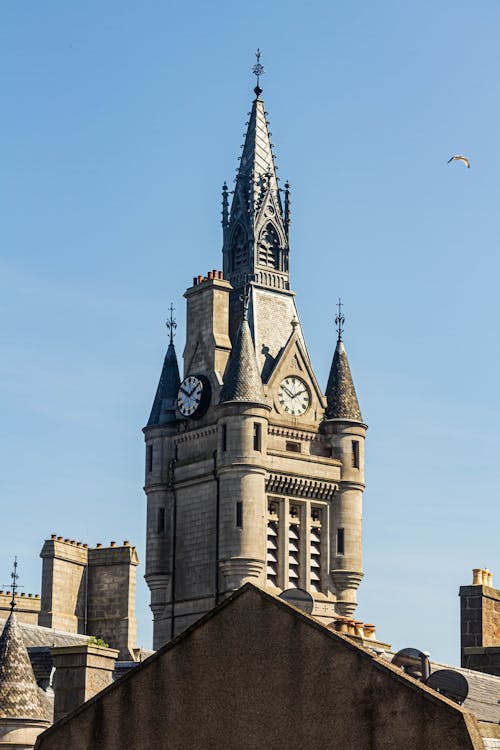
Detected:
[35,584,486,750]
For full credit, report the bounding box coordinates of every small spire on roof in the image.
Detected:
[325,301,363,422]
[252,48,265,98]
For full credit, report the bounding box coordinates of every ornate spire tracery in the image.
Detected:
[222,52,290,293]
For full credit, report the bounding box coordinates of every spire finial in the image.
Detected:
[252,48,265,97]
[335,298,345,342]
[239,276,251,321]
[166,303,177,345]
[8,557,19,612]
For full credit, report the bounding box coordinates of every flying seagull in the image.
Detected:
[447,155,470,168]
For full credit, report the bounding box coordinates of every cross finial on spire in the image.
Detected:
[335,298,345,342]
[166,303,177,345]
[252,48,265,97]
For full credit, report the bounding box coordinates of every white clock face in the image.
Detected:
[177,375,204,417]
[278,376,311,416]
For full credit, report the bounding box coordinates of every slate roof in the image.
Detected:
[0,618,91,649]
[220,315,266,404]
[325,338,363,421]
[0,611,46,720]
[147,342,181,426]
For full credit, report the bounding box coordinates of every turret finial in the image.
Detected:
[240,276,251,321]
[166,303,177,345]
[252,48,265,98]
[7,557,19,612]
[335,298,345,342]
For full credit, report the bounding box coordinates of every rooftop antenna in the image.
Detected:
[166,303,177,345]
[252,48,265,97]
[335,298,345,342]
[426,669,469,705]
[3,556,21,612]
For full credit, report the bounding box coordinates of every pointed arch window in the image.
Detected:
[231,224,247,271]
[258,223,280,269]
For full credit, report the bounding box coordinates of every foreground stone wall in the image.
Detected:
[35,586,483,750]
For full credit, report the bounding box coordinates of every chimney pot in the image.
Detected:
[28,593,33,598]
[83,543,89,548]
[197,275,203,284]
[110,541,116,547]
[96,543,102,548]
[57,536,63,541]
[51,534,57,540]
[473,568,483,585]
[21,592,25,597]
[208,271,213,279]
[193,277,197,286]
[123,540,130,546]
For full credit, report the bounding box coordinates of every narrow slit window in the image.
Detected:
[236,501,243,528]
[157,507,165,534]
[337,528,345,555]
[253,423,262,452]
[351,440,360,469]
[221,424,227,452]
[147,445,154,473]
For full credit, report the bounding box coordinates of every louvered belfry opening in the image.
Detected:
[266,500,279,587]
[310,507,322,593]
[288,506,301,588]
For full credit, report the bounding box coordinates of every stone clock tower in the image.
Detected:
[144,70,367,649]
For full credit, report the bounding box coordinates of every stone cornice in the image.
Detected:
[266,473,337,500]
[174,426,218,444]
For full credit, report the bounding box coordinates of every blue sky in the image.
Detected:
[1,1,499,665]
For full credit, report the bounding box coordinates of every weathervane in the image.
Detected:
[4,557,20,612]
[335,298,345,341]
[166,303,177,345]
[252,48,265,94]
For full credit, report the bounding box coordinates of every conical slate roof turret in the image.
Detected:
[220,306,266,405]
[148,308,181,426]
[0,611,46,720]
[325,304,362,421]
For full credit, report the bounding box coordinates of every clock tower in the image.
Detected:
[143,64,367,648]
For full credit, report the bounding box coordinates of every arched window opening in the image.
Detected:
[258,223,280,269]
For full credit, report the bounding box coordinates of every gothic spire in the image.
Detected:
[147,306,181,426]
[325,304,363,421]
[0,611,46,721]
[219,290,266,404]
[223,52,290,293]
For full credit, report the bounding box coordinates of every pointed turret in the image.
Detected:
[0,611,46,721]
[220,304,265,404]
[147,307,181,426]
[223,53,289,294]
[325,338,363,421]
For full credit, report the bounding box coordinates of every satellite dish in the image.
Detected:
[279,588,314,615]
[392,648,430,681]
[426,669,469,705]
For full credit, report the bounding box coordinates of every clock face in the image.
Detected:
[278,376,311,416]
[177,375,209,418]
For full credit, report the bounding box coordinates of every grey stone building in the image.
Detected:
[144,75,367,647]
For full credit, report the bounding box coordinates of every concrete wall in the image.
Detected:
[35,586,484,750]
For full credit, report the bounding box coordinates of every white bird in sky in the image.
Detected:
[447,155,470,169]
